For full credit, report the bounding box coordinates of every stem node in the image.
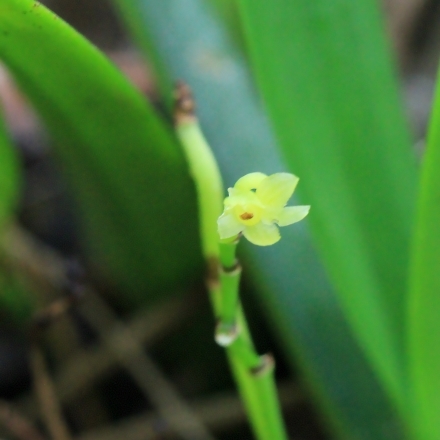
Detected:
[215,320,239,347]
[251,354,276,377]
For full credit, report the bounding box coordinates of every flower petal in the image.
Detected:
[256,173,299,207]
[234,172,267,191]
[225,188,260,207]
[243,223,280,246]
[217,211,244,239]
[277,205,310,226]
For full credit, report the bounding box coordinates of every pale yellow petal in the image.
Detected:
[243,223,280,246]
[217,211,244,239]
[256,173,299,207]
[234,172,267,191]
[260,206,283,223]
[277,206,310,226]
[225,188,260,207]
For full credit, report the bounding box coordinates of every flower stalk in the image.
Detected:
[174,81,289,440]
[216,263,241,345]
[174,81,224,261]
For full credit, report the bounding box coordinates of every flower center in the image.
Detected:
[234,204,262,226]
[240,212,254,220]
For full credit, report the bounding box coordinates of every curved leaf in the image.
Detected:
[0,0,202,302]
[0,108,27,322]
[238,0,417,413]
[408,62,440,439]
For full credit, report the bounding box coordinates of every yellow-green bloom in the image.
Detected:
[217,172,310,246]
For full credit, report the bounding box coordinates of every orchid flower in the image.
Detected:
[217,172,310,246]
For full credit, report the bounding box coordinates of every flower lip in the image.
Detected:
[234,204,262,226]
[240,212,254,220]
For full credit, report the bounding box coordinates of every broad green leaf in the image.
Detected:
[238,0,417,412]
[0,0,202,303]
[408,62,440,440]
[110,0,406,437]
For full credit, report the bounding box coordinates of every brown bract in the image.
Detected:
[173,80,197,125]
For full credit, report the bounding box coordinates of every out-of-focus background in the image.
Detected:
[0,0,438,439]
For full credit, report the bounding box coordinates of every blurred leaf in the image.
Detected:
[110,0,406,437]
[0,268,35,324]
[408,63,440,439]
[0,108,26,322]
[208,0,246,52]
[0,0,202,302]
[0,110,19,226]
[238,0,417,412]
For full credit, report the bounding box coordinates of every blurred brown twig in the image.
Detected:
[0,398,47,440]
[75,381,302,440]
[29,345,72,440]
[2,224,215,440]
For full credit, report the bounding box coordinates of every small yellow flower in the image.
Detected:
[217,172,310,246]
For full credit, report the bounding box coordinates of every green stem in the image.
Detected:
[174,83,223,260]
[215,240,241,342]
[219,240,239,269]
[215,263,241,344]
[220,243,288,440]
[228,350,288,440]
[175,83,288,440]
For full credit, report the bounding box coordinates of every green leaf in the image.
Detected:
[0,110,19,227]
[0,109,28,323]
[408,62,440,440]
[110,0,407,437]
[238,0,417,411]
[0,0,202,302]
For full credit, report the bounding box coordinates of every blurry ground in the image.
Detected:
[0,0,438,439]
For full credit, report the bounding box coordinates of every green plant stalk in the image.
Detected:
[219,240,238,269]
[219,243,288,440]
[217,240,240,333]
[218,267,241,333]
[174,84,288,440]
[228,352,287,440]
[174,92,223,260]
